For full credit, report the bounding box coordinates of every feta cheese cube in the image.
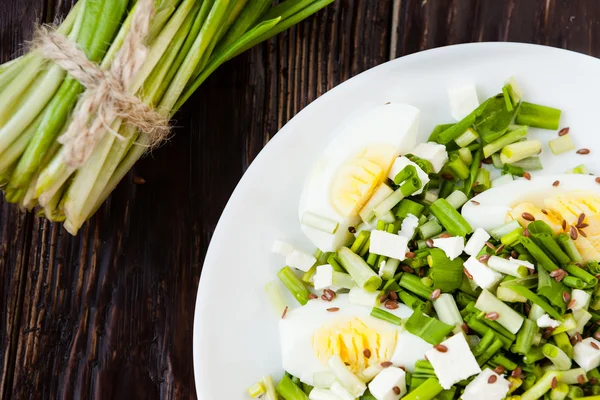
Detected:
[398,213,419,240]
[368,367,407,400]
[461,369,510,400]
[432,236,464,260]
[314,264,334,290]
[369,230,409,260]
[464,228,490,256]
[574,338,600,371]
[390,331,433,372]
[425,333,481,389]
[463,256,503,290]
[448,84,479,121]
[286,249,317,272]
[387,157,429,195]
[411,142,449,173]
[272,240,295,256]
[536,314,561,329]
[571,289,591,311]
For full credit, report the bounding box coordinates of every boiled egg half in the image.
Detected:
[298,103,420,251]
[462,174,600,262]
[279,294,431,385]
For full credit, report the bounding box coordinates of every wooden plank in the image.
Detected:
[1,1,394,398]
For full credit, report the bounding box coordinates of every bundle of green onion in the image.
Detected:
[0,0,333,235]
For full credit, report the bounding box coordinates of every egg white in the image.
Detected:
[279,294,413,385]
[462,174,600,232]
[298,103,420,251]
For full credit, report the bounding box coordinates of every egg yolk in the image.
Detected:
[312,317,397,374]
[330,145,397,217]
[508,191,600,262]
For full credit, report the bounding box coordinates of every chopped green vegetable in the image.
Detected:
[405,311,454,345]
[549,134,575,155]
[516,102,562,130]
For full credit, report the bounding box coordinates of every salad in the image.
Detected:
[248,78,600,400]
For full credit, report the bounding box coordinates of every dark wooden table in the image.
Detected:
[1,0,599,398]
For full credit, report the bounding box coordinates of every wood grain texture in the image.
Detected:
[1,0,600,399]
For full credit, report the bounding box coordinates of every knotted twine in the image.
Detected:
[31,0,171,168]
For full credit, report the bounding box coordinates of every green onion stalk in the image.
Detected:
[0,0,335,235]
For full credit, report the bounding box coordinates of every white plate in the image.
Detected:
[193,42,600,399]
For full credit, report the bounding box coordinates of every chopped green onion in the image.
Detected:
[536,266,568,315]
[359,183,394,223]
[395,199,425,219]
[465,148,482,196]
[380,258,400,280]
[394,165,418,185]
[473,168,491,192]
[454,128,479,148]
[430,198,473,237]
[405,311,454,345]
[534,233,571,265]
[427,248,464,292]
[262,375,278,400]
[492,153,505,169]
[487,256,529,278]
[447,153,470,180]
[476,337,504,365]
[551,314,576,335]
[438,179,455,199]
[550,382,569,400]
[520,237,559,272]
[312,371,335,388]
[464,314,513,350]
[509,156,544,171]
[516,102,562,130]
[428,123,455,142]
[458,147,473,165]
[497,286,527,302]
[553,332,574,359]
[374,176,421,218]
[403,377,444,400]
[327,355,367,397]
[445,190,468,209]
[557,233,583,263]
[564,263,598,286]
[399,273,434,300]
[500,140,543,164]
[513,319,537,355]
[563,276,585,289]
[337,247,382,292]
[432,293,463,333]
[248,382,266,398]
[423,189,439,205]
[501,227,524,246]
[483,125,528,158]
[558,368,587,384]
[265,281,289,315]
[276,375,309,400]
[543,344,571,370]
[418,219,443,239]
[301,211,339,234]
[566,164,589,174]
[398,289,433,314]
[475,290,524,334]
[370,307,402,326]
[277,267,311,306]
[492,174,514,187]
[549,134,575,155]
[490,220,522,241]
[350,231,370,254]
